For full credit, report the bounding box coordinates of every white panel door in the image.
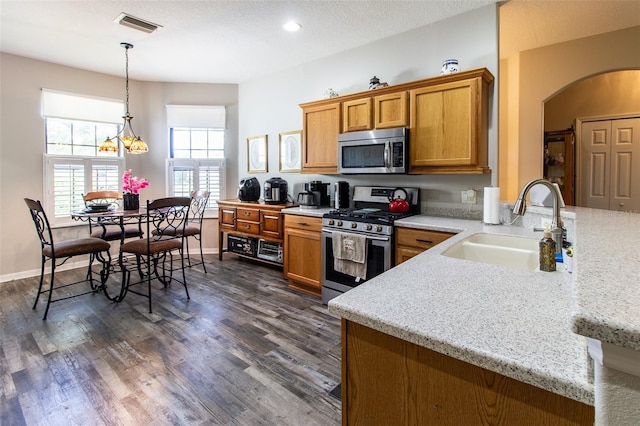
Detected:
[579,117,640,211]
[611,118,640,212]
[580,121,610,210]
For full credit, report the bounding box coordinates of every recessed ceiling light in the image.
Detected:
[283,21,302,32]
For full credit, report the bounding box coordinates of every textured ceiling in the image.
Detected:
[1,0,638,84]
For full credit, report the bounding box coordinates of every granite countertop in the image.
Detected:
[281,206,333,218]
[328,214,596,405]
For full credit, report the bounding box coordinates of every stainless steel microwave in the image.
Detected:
[337,127,407,174]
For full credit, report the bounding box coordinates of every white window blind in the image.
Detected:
[44,155,125,225]
[167,159,224,209]
[42,88,124,123]
[166,105,226,129]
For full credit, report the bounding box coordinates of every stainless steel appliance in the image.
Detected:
[337,127,408,174]
[264,177,288,204]
[321,185,419,304]
[297,180,330,209]
[238,177,260,202]
[257,239,283,263]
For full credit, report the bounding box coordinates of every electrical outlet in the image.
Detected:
[461,189,476,204]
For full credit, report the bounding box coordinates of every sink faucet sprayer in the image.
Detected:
[512,179,565,254]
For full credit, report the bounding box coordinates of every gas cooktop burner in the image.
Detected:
[324,208,414,225]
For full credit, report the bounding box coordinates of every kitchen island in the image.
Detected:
[328,208,640,424]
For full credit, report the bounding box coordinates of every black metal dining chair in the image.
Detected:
[117,197,191,313]
[83,191,143,242]
[24,198,112,320]
[154,190,210,273]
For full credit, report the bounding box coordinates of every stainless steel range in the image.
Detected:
[321,186,420,304]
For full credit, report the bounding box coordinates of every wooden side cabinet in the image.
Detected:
[342,98,372,132]
[283,214,322,296]
[395,227,455,265]
[342,320,594,425]
[374,91,408,129]
[301,101,341,173]
[217,200,291,265]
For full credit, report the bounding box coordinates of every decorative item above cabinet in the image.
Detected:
[300,68,494,175]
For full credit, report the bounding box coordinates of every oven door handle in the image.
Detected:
[322,228,390,242]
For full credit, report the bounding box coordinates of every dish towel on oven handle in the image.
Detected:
[332,230,368,279]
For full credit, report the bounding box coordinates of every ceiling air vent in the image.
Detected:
[115,13,162,34]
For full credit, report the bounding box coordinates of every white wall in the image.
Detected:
[237,5,498,206]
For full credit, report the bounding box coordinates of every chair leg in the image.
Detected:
[42,262,56,320]
[185,238,192,267]
[180,248,190,300]
[33,255,46,309]
[198,235,207,274]
[147,255,153,314]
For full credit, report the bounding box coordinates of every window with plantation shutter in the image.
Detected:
[44,155,125,225]
[168,159,224,211]
[167,121,226,212]
[42,89,127,225]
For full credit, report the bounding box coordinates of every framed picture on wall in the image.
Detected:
[278,130,302,172]
[247,134,268,173]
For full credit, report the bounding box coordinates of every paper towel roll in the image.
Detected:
[483,187,500,224]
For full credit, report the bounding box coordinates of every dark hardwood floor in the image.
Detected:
[0,256,342,425]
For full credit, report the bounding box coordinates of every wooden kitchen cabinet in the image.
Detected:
[374,91,408,129]
[300,101,341,173]
[409,69,492,174]
[342,97,372,132]
[342,320,594,425]
[283,214,322,296]
[217,200,292,265]
[300,68,493,175]
[395,227,455,265]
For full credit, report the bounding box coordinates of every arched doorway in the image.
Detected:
[543,70,640,211]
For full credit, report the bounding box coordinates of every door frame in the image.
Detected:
[575,113,640,207]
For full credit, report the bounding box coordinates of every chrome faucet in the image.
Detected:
[513,178,565,254]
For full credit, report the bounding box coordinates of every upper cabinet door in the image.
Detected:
[343,98,372,132]
[409,76,490,174]
[374,91,408,129]
[301,101,341,174]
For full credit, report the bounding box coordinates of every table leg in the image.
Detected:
[218,230,224,261]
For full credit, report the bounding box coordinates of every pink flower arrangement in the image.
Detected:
[122,169,149,194]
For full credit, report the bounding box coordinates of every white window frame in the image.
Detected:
[167,158,225,217]
[44,154,126,227]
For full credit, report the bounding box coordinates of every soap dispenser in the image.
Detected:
[539,228,557,272]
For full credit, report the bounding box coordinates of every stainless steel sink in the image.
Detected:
[442,233,539,271]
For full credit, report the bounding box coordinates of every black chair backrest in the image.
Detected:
[146,197,191,240]
[83,191,122,208]
[189,190,210,225]
[24,198,54,250]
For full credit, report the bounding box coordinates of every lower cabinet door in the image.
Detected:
[284,227,322,292]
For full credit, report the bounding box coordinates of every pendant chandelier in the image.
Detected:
[99,42,149,155]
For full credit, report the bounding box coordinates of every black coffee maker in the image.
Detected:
[304,181,330,207]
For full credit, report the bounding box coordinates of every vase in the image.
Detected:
[440,59,460,75]
[123,193,139,210]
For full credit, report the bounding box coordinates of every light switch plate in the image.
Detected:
[461,189,476,204]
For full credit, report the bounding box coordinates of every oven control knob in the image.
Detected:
[337,221,343,227]
[376,225,383,232]
[366,224,372,231]
[351,223,357,229]
[328,219,334,225]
